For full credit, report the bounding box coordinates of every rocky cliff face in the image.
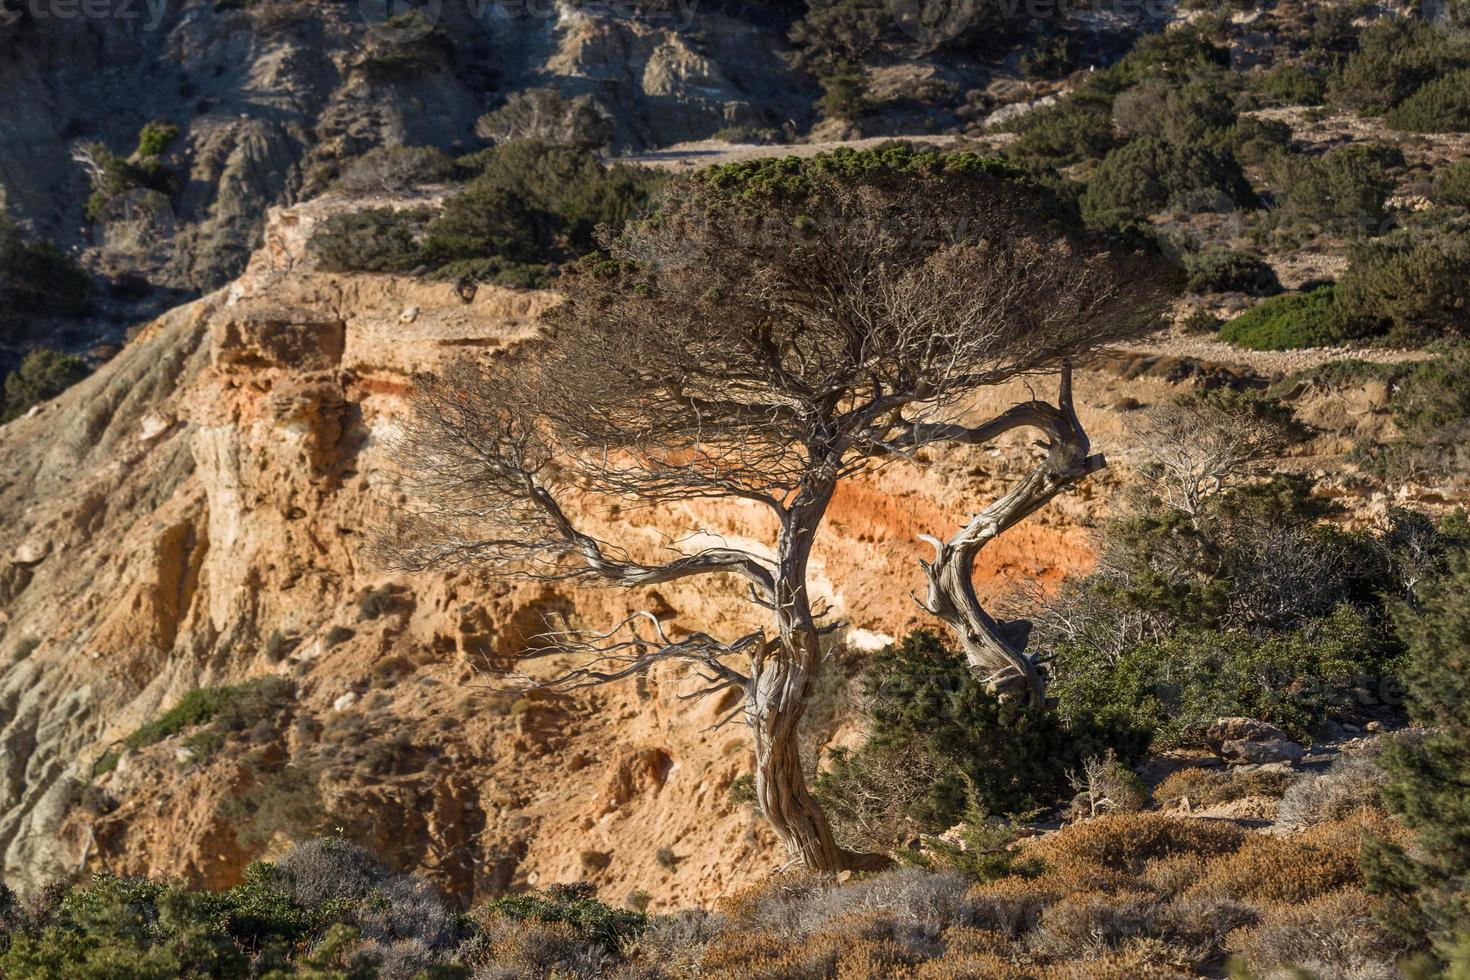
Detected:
[0,192,1102,908]
[0,0,813,292]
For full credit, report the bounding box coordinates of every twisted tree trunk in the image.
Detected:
[748,486,890,872]
[920,366,1104,705]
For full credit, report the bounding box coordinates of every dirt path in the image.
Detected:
[619,133,976,171]
[1113,330,1433,377]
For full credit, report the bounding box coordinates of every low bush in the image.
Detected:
[308,143,659,285]
[1183,248,1280,295]
[307,206,429,275]
[1019,31,1080,79]
[1437,159,1470,209]
[1,348,90,423]
[121,677,294,754]
[1218,285,1351,349]
[0,838,473,977]
[1218,114,1293,167]
[1356,349,1470,484]
[1335,219,1470,343]
[1032,813,1246,874]
[1079,138,1254,230]
[474,88,614,151]
[1384,68,1470,133]
[999,103,1117,169]
[815,630,1082,844]
[134,120,179,158]
[1110,73,1238,146]
[1276,754,1389,830]
[1328,18,1470,115]
[78,143,180,224]
[1052,605,1397,749]
[1154,766,1292,810]
[1036,453,1436,754]
[333,145,453,196]
[482,883,646,951]
[1232,888,1405,979]
[1271,142,1405,234]
[1249,60,1326,106]
[815,61,870,122]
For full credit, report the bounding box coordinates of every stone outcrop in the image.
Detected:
[1207,718,1307,766]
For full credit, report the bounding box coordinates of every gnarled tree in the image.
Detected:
[380,146,1171,873]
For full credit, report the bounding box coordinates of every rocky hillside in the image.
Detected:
[0,191,1121,909]
[0,0,815,293]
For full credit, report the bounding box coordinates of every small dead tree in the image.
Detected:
[1122,390,1298,518]
[380,148,1170,872]
[474,88,615,152]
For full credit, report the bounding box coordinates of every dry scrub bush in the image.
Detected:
[471,917,610,979]
[1275,754,1389,830]
[1230,888,1405,980]
[1043,944,1194,979]
[1030,813,1246,874]
[1189,812,1395,904]
[1029,889,1254,965]
[1154,766,1292,810]
[1068,751,1149,819]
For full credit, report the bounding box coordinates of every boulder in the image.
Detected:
[1207,717,1304,765]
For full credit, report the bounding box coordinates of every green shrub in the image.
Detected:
[1184,248,1281,295]
[1080,138,1254,230]
[0,839,470,977]
[1038,471,1427,754]
[1272,142,1405,233]
[1052,605,1395,749]
[1328,19,1470,115]
[1356,349,1470,484]
[1181,307,1223,334]
[79,143,180,224]
[1365,550,1470,960]
[121,677,294,754]
[1020,32,1080,79]
[1336,221,1470,342]
[2,348,90,422]
[1383,68,1470,133]
[1001,103,1116,169]
[483,884,646,950]
[308,206,429,274]
[1436,160,1470,209]
[1250,61,1326,106]
[134,120,180,158]
[1219,114,1293,167]
[1111,73,1239,146]
[0,213,94,342]
[1218,285,1354,349]
[816,61,870,121]
[816,631,1083,833]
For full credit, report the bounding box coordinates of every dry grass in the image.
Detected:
[1154,766,1293,810]
[602,808,1405,978]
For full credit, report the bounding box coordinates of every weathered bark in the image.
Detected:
[920,365,1103,705]
[748,485,890,872]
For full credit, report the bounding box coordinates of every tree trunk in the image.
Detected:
[748,484,890,873]
[922,366,1104,706]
